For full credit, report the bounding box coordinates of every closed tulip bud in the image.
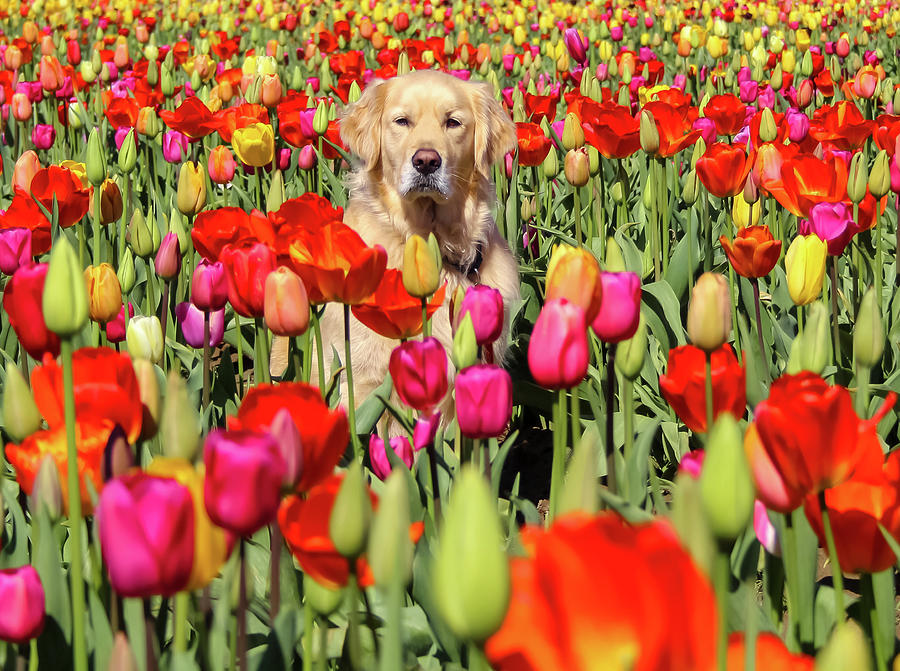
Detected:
[191,260,228,312]
[759,107,777,143]
[154,232,181,280]
[402,233,442,298]
[118,129,137,174]
[433,466,509,643]
[785,300,830,375]
[208,145,237,184]
[869,150,891,199]
[785,235,827,306]
[42,237,88,337]
[699,415,754,540]
[84,263,123,323]
[615,314,647,380]
[132,359,160,441]
[455,364,512,439]
[770,64,783,91]
[12,151,42,194]
[312,101,329,136]
[126,316,164,364]
[28,455,62,522]
[11,93,32,122]
[368,470,413,587]
[159,371,201,460]
[816,621,872,671]
[847,152,868,204]
[176,162,206,216]
[561,112,584,150]
[297,145,317,171]
[304,574,343,616]
[854,287,884,368]
[687,272,732,352]
[591,271,642,343]
[640,109,660,154]
[2,363,42,443]
[541,146,559,178]
[86,127,106,187]
[452,313,479,370]
[605,236,626,272]
[117,249,135,294]
[682,169,701,205]
[136,107,160,138]
[128,209,158,258]
[329,461,372,559]
[564,148,590,187]
[528,298,589,389]
[94,179,124,225]
[389,338,449,412]
[160,64,175,97]
[264,266,309,336]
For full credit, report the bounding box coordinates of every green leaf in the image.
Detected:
[356,374,393,435]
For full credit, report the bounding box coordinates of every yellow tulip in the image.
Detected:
[176,161,207,216]
[785,235,827,306]
[232,123,275,168]
[146,458,232,591]
[83,263,122,324]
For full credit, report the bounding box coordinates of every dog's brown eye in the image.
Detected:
[394,117,409,127]
[446,118,461,129]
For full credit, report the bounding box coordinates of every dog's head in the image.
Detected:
[341,70,516,203]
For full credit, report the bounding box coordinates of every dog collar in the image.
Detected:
[445,242,484,281]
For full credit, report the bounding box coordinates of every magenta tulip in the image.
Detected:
[203,429,287,537]
[388,337,449,412]
[191,259,229,311]
[105,302,134,343]
[31,123,55,150]
[455,364,513,439]
[369,434,414,481]
[798,201,859,256]
[413,411,441,450]
[96,472,195,598]
[591,271,642,343]
[563,28,588,64]
[457,285,504,346]
[0,227,32,275]
[527,298,589,389]
[154,232,181,280]
[785,109,810,142]
[162,130,190,163]
[0,566,45,644]
[298,144,317,170]
[175,301,225,348]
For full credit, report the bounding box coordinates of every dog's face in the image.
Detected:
[341,71,516,203]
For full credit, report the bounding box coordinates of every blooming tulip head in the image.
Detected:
[154,232,182,280]
[456,285,504,347]
[545,245,603,323]
[83,263,123,323]
[799,202,859,256]
[528,298,589,389]
[0,228,32,275]
[455,364,513,439]
[174,302,225,349]
[265,266,310,337]
[162,130,190,163]
[126,315,164,363]
[232,122,275,167]
[190,259,229,312]
[369,434,414,481]
[0,566,45,643]
[785,235,827,306]
[208,145,237,184]
[388,337,449,412]
[31,124,55,150]
[591,272,641,343]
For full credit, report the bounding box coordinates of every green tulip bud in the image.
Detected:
[815,621,872,671]
[682,169,701,205]
[42,236,89,337]
[158,371,201,461]
[402,233,441,298]
[367,470,414,587]
[541,147,559,178]
[770,64,783,91]
[616,84,630,107]
[452,313,479,370]
[868,149,891,199]
[758,107,778,143]
[2,363,42,443]
[854,287,884,368]
[615,315,647,381]
[639,109,659,154]
[893,89,900,116]
[586,145,600,176]
[190,71,202,95]
[687,272,732,353]
[30,455,63,522]
[699,415,754,540]
[589,79,603,103]
[304,574,343,616]
[605,236,626,272]
[80,60,97,84]
[432,466,509,644]
[167,211,190,257]
[290,66,304,91]
[244,75,261,105]
[847,151,868,204]
[397,51,410,76]
[558,429,599,516]
[511,100,526,123]
[561,112,585,150]
[160,64,175,97]
[312,100,329,136]
[800,50,813,77]
[329,461,372,559]
[86,127,107,187]
[347,80,362,104]
[91,48,102,75]
[610,180,626,204]
[127,316,164,364]
[127,209,158,258]
[117,129,137,174]
[792,301,830,375]
[266,170,285,213]
[117,248,136,294]
[67,102,86,131]
[690,136,707,168]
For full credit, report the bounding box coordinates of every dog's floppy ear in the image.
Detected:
[471,82,517,176]
[340,79,389,170]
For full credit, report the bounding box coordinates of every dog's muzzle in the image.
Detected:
[399,150,450,198]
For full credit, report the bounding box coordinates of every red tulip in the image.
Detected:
[702,94,748,137]
[515,122,552,166]
[389,338,449,412]
[659,344,746,433]
[0,188,51,255]
[527,298,588,390]
[97,472,195,597]
[351,269,445,340]
[3,263,60,360]
[696,143,754,198]
[29,165,90,229]
[159,95,220,139]
[191,207,274,262]
[220,240,276,318]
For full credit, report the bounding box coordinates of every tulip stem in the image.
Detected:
[235,314,245,398]
[604,343,618,497]
[421,297,430,338]
[548,387,568,524]
[92,183,102,266]
[203,312,211,411]
[573,185,582,247]
[254,317,271,385]
[269,523,281,621]
[302,603,313,671]
[829,257,840,367]
[861,572,889,671]
[61,338,88,671]
[312,309,326,391]
[237,540,248,671]
[160,280,170,371]
[818,491,845,629]
[346,571,363,670]
[751,279,769,382]
[467,643,489,671]
[874,211,883,311]
[856,365,871,418]
[704,352,714,433]
[174,591,189,653]
[714,540,732,671]
[622,378,634,499]
[727,264,742,364]
[344,304,361,460]
[426,439,442,519]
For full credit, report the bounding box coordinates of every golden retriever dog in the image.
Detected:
[273,70,519,425]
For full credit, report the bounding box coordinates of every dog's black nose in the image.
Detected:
[412,149,442,175]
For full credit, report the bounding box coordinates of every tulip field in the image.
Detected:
[3,0,900,669]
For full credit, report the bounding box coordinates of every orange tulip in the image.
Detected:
[352,269,446,340]
[765,153,848,219]
[808,101,875,152]
[696,142,754,198]
[642,101,702,157]
[727,633,814,671]
[719,225,781,278]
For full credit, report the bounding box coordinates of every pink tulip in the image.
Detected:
[457,285,504,346]
[610,25,623,41]
[298,144,317,170]
[678,451,705,479]
[563,28,588,65]
[369,434,414,481]
[591,272,641,343]
[0,566,45,644]
[0,228,32,275]
[175,302,225,348]
[413,411,441,451]
[798,201,859,256]
[268,407,304,489]
[154,232,181,280]
[96,472,195,598]
[692,117,717,145]
[455,364,513,439]
[105,302,134,343]
[738,80,759,104]
[203,429,286,537]
[785,109,809,142]
[527,298,589,389]
[388,337,449,412]
[31,123,55,150]
[191,259,229,312]
[162,130,190,163]
[754,501,781,556]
